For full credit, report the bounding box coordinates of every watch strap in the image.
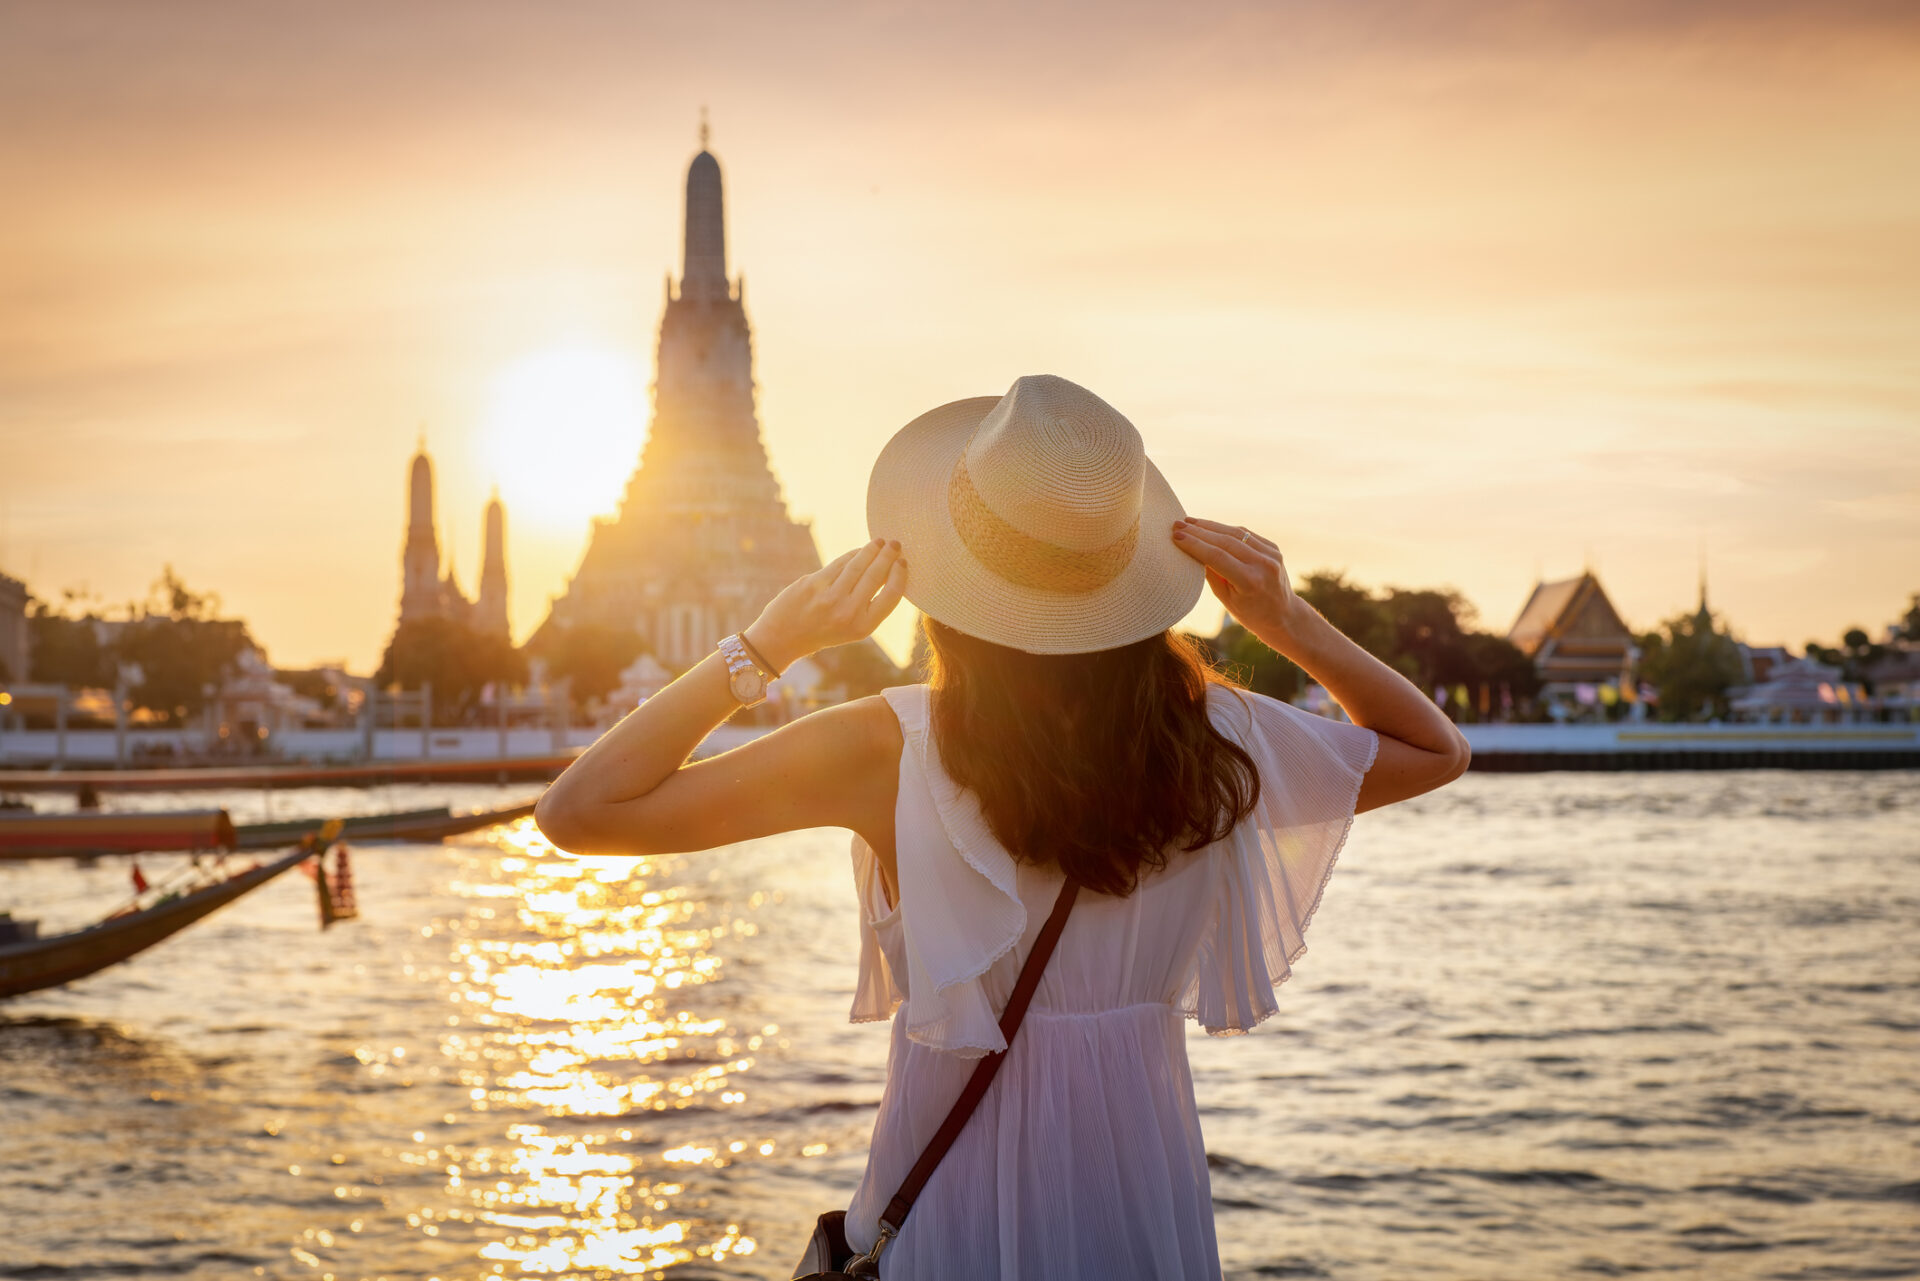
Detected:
[736,631,784,679]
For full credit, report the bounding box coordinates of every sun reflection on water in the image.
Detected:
[429,818,762,1274]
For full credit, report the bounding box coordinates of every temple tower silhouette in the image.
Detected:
[400,444,446,624]
[476,490,510,639]
[537,131,821,667]
[391,441,504,638]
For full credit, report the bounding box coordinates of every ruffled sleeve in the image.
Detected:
[1184,685,1379,1035]
[851,684,1030,1058]
[848,834,904,1023]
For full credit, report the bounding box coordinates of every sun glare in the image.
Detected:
[481,346,647,528]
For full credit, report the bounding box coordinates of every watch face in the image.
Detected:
[731,665,768,704]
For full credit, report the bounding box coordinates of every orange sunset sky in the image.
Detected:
[2,1,1917,671]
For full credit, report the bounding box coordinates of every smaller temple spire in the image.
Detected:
[1696,542,1711,621]
[400,439,442,623]
[699,105,710,150]
[477,488,510,640]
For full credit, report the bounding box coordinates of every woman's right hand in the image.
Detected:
[1171,517,1304,651]
[743,539,907,673]
[1173,515,1472,811]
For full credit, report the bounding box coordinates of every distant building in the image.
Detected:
[1727,655,1866,723]
[1736,643,1793,686]
[393,445,512,640]
[535,131,821,668]
[0,571,26,684]
[1863,646,1920,721]
[1507,571,1639,703]
[213,646,331,738]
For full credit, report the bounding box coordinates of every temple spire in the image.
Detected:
[477,488,510,640]
[400,442,442,622]
[681,121,728,302]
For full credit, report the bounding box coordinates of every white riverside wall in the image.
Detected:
[0,721,1914,766]
[1459,723,1919,754]
[0,723,767,765]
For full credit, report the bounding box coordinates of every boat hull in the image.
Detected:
[0,809,237,861]
[232,803,535,849]
[0,847,312,999]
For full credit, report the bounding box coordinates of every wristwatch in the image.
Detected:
[717,633,779,707]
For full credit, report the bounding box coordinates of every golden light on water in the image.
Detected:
[415,818,776,1274]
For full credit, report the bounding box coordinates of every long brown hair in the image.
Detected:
[924,617,1260,897]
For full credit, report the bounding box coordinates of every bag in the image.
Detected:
[793,879,1080,1279]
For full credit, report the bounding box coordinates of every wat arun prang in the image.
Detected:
[537,135,822,670]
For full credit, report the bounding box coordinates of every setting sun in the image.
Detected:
[480,345,647,530]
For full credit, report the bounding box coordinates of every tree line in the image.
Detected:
[1195,571,1542,721]
[19,569,254,726]
[22,567,1915,730]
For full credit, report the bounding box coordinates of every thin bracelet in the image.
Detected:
[737,631,784,679]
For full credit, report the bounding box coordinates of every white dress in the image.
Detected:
[841,682,1379,1279]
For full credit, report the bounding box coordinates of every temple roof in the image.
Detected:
[1508,572,1633,658]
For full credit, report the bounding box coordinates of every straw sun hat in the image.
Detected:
[866,374,1202,654]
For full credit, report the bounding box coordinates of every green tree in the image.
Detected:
[1205,620,1302,701]
[1460,631,1542,708]
[812,639,906,699]
[1378,587,1474,689]
[1203,572,1544,719]
[376,616,526,724]
[1639,608,1746,722]
[525,622,647,713]
[115,568,255,724]
[1805,626,1887,687]
[1298,571,1392,658]
[26,603,115,688]
[1898,593,1920,642]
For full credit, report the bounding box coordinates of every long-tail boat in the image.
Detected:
[0,755,575,794]
[0,801,536,861]
[0,809,237,860]
[232,801,536,849]
[0,825,339,1000]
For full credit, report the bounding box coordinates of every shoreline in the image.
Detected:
[1,722,1915,789]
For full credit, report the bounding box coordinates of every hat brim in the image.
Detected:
[867,396,1204,655]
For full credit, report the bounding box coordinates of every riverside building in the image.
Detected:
[533,132,821,668]
[1507,571,1640,707]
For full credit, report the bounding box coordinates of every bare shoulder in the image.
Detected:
[796,693,903,765]
[767,694,902,857]
[743,693,903,778]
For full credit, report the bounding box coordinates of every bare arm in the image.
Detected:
[1172,518,1470,811]
[534,540,909,857]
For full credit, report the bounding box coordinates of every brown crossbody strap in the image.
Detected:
[875,878,1080,1243]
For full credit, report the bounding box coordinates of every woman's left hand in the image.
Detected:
[744,539,908,673]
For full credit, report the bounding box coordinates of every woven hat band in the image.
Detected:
[947,458,1140,595]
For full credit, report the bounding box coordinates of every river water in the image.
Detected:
[1,771,1916,1280]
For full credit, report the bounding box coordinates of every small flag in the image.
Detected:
[131,860,149,894]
